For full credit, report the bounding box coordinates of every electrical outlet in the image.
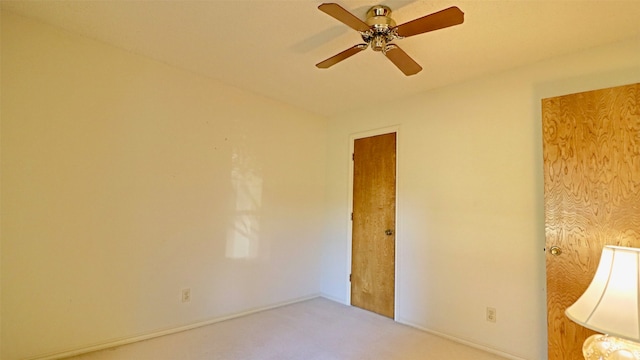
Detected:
[181,288,191,303]
[486,307,496,323]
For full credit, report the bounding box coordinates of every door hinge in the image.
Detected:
[350,212,353,221]
[352,153,354,161]
[349,274,352,282]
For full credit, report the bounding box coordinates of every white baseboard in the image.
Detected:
[396,319,529,360]
[27,293,322,360]
[318,292,348,305]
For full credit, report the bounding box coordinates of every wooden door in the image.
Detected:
[351,132,396,318]
[543,83,640,360]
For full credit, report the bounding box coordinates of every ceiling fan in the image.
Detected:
[315,3,464,76]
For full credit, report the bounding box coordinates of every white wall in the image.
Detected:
[321,37,640,359]
[1,12,327,360]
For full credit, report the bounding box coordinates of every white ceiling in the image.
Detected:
[3,0,640,117]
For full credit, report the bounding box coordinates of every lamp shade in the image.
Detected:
[565,246,640,342]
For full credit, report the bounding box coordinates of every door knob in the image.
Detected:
[549,246,562,256]
[385,229,394,236]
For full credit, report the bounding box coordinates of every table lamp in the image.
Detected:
[565,245,640,360]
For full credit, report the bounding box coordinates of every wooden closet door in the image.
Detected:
[351,132,396,318]
[543,83,640,360]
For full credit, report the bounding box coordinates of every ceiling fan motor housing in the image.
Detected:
[363,5,397,52]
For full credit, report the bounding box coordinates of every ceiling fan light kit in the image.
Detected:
[316,3,464,76]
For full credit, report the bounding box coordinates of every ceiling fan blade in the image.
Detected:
[316,44,368,69]
[318,3,371,32]
[394,6,464,38]
[384,44,422,76]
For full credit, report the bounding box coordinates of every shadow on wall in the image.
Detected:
[226,144,266,260]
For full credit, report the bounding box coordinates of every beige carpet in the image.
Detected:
[65,297,509,360]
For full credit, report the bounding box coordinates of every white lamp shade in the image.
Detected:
[565,246,640,342]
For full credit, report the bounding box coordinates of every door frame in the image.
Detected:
[346,125,400,318]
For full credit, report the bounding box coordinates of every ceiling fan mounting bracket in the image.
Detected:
[365,5,396,29]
